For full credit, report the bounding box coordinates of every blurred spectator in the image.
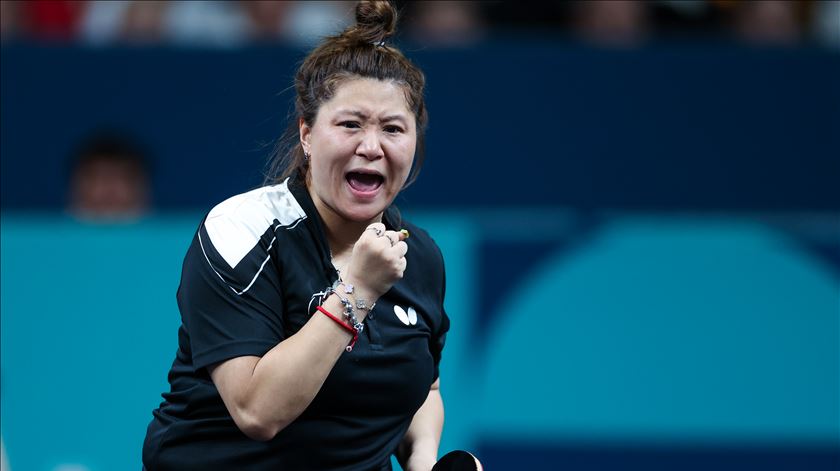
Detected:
[68,131,152,221]
[80,0,167,45]
[811,0,840,48]
[650,0,725,38]
[118,0,168,43]
[0,0,22,40]
[81,0,252,47]
[240,0,354,46]
[479,1,567,33]
[569,0,653,47]
[729,0,806,45]
[16,0,84,41]
[239,0,294,43]
[403,1,487,47]
[79,1,352,48]
[165,1,252,47]
[276,1,354,46]
[1,0,85,41]
[2,0,835,49]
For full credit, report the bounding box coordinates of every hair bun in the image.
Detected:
[352,0,397,45]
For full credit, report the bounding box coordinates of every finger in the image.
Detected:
[393,240,408,257]
[372,233,393,251]
[383,230,401,247]
[365,222,386,238]
[398,229,409,241]
[361,225,385,244]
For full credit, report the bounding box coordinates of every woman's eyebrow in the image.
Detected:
[336,109,369,119]
[381,114,408,124]
[336,109,408,124]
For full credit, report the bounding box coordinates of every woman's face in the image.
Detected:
[300,77,416,225]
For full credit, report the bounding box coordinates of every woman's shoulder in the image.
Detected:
[200,181,309,267]
[206,180,307,226]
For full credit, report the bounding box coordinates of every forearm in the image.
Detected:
[212,225,402,441]
[216,294,359,440]
[397,385,444,471]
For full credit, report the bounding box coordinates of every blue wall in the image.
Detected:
[1,42,839,211]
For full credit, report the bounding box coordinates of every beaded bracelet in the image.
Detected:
[333,280,376,313]
[327,287,365,334]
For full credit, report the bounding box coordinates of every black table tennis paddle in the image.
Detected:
[431,450,483,471]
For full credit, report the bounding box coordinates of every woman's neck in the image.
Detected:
[310,192,382,260]
[323,215,370,257]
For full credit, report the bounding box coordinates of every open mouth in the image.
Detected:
[345,171,384,193]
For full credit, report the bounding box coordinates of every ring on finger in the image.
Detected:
[368,227,383,237]
[386,234,397,246]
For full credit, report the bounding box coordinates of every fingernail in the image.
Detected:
[400,229,410,239]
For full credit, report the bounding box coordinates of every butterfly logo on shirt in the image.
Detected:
[393,305,418,326]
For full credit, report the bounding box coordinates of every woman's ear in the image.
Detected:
[299,118,311,155]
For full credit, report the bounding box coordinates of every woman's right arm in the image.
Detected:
[208,292,363,441]
[208,225,407,441]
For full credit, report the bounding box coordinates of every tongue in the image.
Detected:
[347,173,382,192]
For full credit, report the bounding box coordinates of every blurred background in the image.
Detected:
[1,0,838,470]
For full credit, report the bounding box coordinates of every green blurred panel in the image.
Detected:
[408,212,480,454]
[3,214,838,471]
[1,214,198,471]
[479,219,840,445]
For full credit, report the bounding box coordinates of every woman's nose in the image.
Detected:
[356,129,384,160]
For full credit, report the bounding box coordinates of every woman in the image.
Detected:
[142,1,449,469]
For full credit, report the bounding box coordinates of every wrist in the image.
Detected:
[340,274,380,311]
[405,438,439,470]
[405,453,437,471]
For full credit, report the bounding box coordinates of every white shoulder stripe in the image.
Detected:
[204,179,306,269]
[199,223,280,296]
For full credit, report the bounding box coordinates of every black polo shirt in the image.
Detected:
[142,175,449,470]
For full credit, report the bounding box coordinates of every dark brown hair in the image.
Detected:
[266,0,428,188]
[266,0,428,189]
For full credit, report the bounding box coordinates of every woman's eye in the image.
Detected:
[340,121,360,129]
[384,125,403,134]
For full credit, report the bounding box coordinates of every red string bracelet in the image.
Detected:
[316,305,358,352]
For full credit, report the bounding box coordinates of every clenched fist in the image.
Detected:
[341,222,408,313]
